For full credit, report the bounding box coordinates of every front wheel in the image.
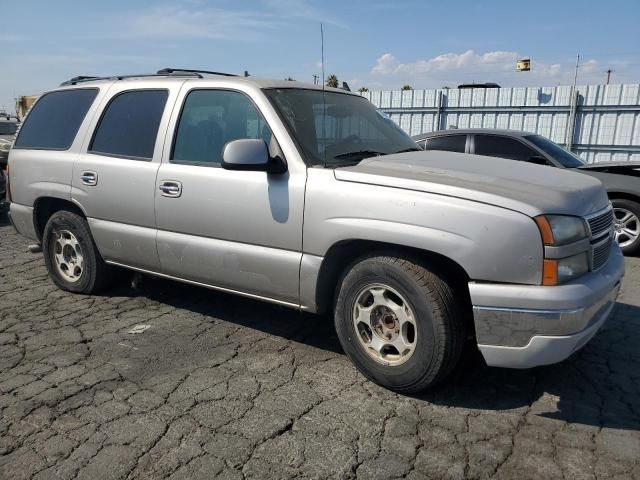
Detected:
[612,199,640,256]
[334,255,467,393]
[42,210,114,294]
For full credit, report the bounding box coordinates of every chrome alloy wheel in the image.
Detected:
[352,284,417,366]
[614,207,640,248]
[52,230,84,282]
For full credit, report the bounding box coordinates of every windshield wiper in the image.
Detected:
[394,147,422,153]
[333,150,387,160]
[333,150,386,161]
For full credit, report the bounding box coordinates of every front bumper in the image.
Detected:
[469,243,624,368]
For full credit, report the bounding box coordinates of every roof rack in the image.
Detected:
[60,68,239,87]
[157,68,238,77]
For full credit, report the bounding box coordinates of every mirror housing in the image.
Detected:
[222,139,286,174]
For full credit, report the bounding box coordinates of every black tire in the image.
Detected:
[612,198,640,256]
[42,210,114,294]
[334,255,467,393]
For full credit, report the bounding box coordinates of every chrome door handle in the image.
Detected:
[80,171,97,186]
[159,181,182,198]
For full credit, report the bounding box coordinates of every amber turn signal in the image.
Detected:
[542,259,559,286]
[534,216,554,245]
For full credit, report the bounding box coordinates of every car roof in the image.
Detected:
[413,128,536,140]
[55,72,361,97]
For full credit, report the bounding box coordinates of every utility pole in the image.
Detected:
[312,74,319,85]
[606,69,613,84]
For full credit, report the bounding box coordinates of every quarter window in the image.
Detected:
[424,135,467,153]
[474,135,538,162]
[90,90,168,160]
[172,90,272,166]
[14,89,98,150]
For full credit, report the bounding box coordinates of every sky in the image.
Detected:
[1,0,639,112]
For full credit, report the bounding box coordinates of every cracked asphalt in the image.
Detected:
[1,210,639,480]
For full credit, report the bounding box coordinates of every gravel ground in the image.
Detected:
[0,211,639,480]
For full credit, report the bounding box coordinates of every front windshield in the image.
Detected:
[525,134,585,168]
[264,88,418,166]
[0,122,18,135]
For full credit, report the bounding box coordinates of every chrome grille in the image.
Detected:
[588,208,614,239]
[586,207,614,271]
[593,236,613,270]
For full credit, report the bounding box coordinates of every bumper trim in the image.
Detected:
[473,280,620,347]
[478,295,616,369]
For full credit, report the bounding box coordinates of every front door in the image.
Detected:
[154,86,306,306]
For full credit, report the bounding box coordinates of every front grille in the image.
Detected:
[592,236,613,270]
[586,207,614,271]
[588,208,614,239]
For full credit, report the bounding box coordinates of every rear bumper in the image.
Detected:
[7,203,38,240]
[469,243,624,368]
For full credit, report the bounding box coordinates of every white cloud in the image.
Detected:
[263,0,347,28]
[368,50,605,88]
[117,1,346,41]
[372,50,520,76]
[0,33,24,42]
[120,5,278,40]
[371,53,397,75]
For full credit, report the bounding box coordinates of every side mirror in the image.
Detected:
[222,139,286,174]
[528,155,549,166]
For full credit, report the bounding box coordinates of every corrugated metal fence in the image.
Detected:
[361,83,640,163]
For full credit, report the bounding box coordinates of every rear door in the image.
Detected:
[72,81,181,270]
[154,83,306,306]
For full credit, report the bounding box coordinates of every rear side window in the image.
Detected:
[14,89,97,150]
[424,135,466,153]
[90,90,168,160]
[474,135,538,161]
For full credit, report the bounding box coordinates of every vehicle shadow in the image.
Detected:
[110,275,640,432]
[0,208,9,227]
[414,301,640,431]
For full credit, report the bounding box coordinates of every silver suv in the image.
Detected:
[7,69,624,392]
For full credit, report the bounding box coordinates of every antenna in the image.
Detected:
[320,23,325,87]
[320,22,327,167]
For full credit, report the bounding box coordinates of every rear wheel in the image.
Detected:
[42,210,114,293]
[612,198,640,255]
[334,255,467,393]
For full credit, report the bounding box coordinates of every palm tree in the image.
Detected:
[325,74,339,88]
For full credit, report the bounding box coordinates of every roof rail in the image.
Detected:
[60,70,205,86]
[157,68,238,77]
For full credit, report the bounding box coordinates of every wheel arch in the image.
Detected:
[33,196,87,242]
[312,239,471,317]
[607,191,640,204]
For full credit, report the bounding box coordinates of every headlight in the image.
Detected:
[536,215,590,285]
[557,253,589,283]
[0,142,11,152]
[535,215,587,246]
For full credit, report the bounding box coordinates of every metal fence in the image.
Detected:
[360,83,640,163]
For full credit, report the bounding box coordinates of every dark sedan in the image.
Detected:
[413,129,640,255]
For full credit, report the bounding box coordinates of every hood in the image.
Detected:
[334,151,609,217]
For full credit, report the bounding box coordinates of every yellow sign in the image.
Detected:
[517,59,531,72]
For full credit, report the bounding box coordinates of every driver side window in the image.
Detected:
[172,89,272,166]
